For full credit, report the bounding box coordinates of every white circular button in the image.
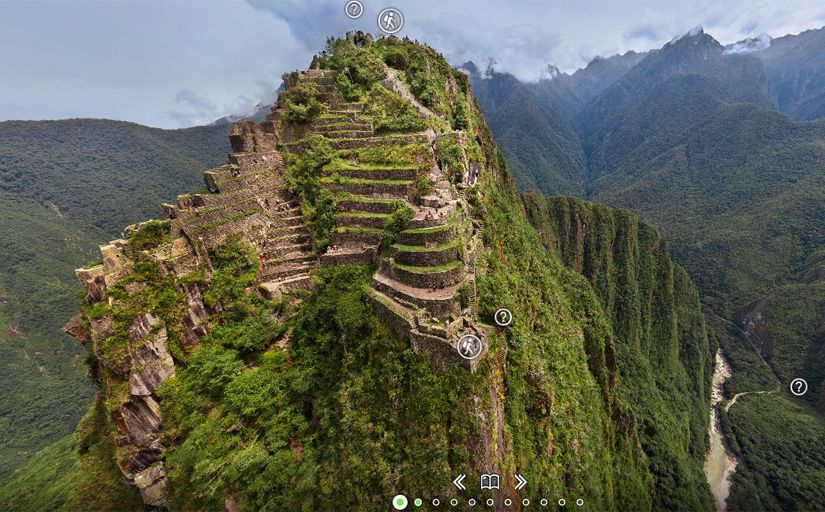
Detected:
[392,494,408,510]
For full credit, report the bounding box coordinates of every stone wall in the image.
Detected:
[392,245,461,267]
[386,261,465,289]
[396,222,457,246]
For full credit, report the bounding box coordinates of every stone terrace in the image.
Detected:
[164,120,317,299]
[270,67,482,370]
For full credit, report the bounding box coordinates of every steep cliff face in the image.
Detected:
[60,35,714,511]
[522,193,715,510]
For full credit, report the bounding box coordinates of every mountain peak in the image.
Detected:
[724,34,772,55]
[664,25,721,49]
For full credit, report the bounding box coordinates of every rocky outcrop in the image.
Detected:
[128,313,175,396]
[134,463,169,507]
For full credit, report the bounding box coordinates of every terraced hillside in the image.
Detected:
[64,36,490,506]
[269,66,483,370]
[50,34,715,511]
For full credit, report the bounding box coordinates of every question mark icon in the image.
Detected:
[345,0,364,19]
[790,378,808,396]
[494,308,512,327]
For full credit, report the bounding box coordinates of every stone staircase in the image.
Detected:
[165,124,317,300]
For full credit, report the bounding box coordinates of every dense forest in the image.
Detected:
[0,120,228,479]
[471,25,825,510]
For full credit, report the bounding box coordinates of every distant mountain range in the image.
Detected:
[467,25,825,511]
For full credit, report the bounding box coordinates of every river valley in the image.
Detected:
[704,349,737,512]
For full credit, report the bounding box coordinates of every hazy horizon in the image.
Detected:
[2,0,824,128]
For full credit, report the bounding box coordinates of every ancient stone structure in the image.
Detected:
[67,54,485,507]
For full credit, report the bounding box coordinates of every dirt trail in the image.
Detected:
[724,389,777,412]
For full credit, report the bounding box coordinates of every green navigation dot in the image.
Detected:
[414,498,423,506]
[392,494,408,510]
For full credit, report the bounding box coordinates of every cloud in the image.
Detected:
[3,0,825,127]
[624,23,666,43]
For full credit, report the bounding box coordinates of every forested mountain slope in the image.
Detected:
[523,193,715,511]
[0,35,716,511]
[462,63,587,195]
[474,24,825,511]
[0,120,228,479]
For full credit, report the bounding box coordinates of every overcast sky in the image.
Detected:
[2,0,825,128]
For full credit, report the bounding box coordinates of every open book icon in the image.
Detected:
[480,473,500,490]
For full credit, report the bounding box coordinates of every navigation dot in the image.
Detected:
[393,495,408,510]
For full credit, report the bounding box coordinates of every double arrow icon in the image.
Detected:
[515,474,528,490]
[452,474,467,491]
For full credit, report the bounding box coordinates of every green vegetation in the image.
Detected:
[467,67,587,195]
[322,38,386,100]
[393,260,463,273]
[0,119,227,479]
[0,196,101,480]
[740,281,825,404]
[475,161,654,509]
[435,136,465,182]
[124,220,171,253]
[285,136,339,251]
[338,141,431,168]
[362,85,427,134]
[319,36,472,132]
[705,313,778,397]
[0,436,77,511]
[721,393,825,511]
[382,203,414,244]
[414,174,433,200]
[522,193,715,510]
[159,265,482,510]
[281,81,325,124]
[393,239,461,252]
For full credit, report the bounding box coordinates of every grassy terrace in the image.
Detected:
[337,212,390,219]
[401,211,459,234]
[321,176,413,186]
[213,166,276,186]
[188,208,263,234]
[184,185,283,218]
[336,193,405,204]
[392,260,463,273]
[333,226,384,234]
[393,239,462,252]
[336,142,431,166]
[323,159,425,171]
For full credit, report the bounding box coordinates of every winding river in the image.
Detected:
[704,349,737,511]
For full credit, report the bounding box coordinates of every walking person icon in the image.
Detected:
[377,7,404,34]
[457,333,482,360]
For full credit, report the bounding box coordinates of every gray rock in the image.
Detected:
[134,464,169,508]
